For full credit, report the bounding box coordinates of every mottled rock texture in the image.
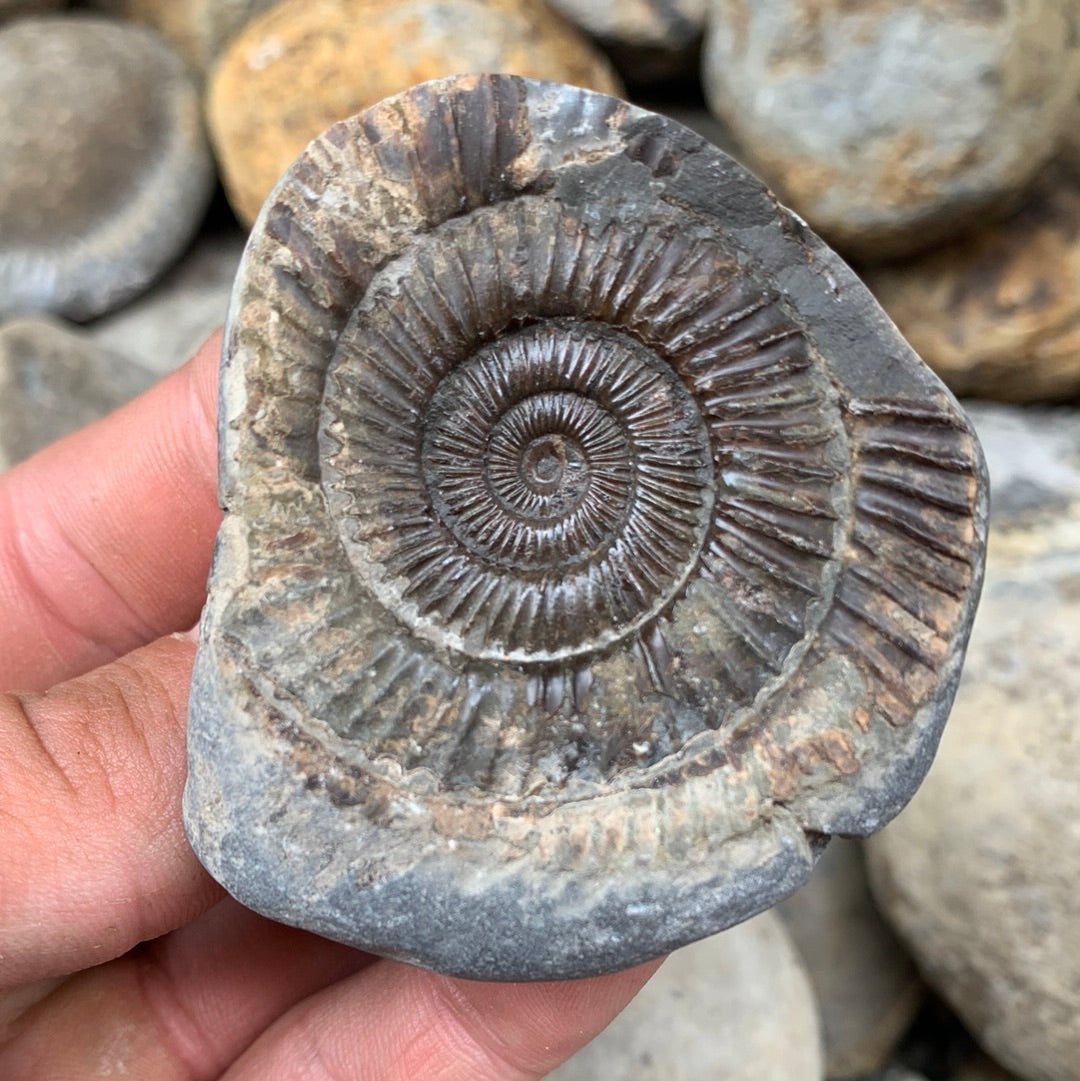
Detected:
[703,0,1080,260]
[868,404,1080,1081]
[0,317,154,469]
[186,76,986,981]
[545,913,824,1081]
[864,162,1080,403]
[778,839,924,1079]
[103,0,276,74]
[206,0,623,226]
[0,16,215,321]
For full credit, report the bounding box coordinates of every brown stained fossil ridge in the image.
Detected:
[184,75,988,981]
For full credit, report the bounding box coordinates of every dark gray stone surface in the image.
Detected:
[185,76,987,980]
[0,15,215,321]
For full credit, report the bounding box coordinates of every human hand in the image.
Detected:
[0,331,660,1079]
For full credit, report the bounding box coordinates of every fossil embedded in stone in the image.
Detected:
[185,75,988,982]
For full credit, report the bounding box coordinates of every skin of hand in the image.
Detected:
[0,330,661,1080]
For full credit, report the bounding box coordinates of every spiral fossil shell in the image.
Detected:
[185,75,988,980]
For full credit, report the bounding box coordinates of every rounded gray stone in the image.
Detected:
[0,15,216,321]
[549,0,705,49]
[185,75,987,981]
[86,225,246,377]
[703,0,1080,260]
[867,403,1080,1081]
[545,912,824,1081]
[778,839,924,1080]
[0,315,155,469]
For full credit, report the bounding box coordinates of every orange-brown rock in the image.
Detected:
[207,0,623,226]
[863,162,1080,402]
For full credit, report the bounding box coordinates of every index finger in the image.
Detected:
[0,331,221,693]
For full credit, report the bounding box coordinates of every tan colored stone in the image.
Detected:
[1062,96,1080,174]
[863,162,1080,403]
[207,0,623,225]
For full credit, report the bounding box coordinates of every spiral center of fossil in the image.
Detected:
[325,312,716,665]
[522,436,568,489]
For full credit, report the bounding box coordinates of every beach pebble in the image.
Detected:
[0,16,215,321]
[778,839,924,1080]
[548,0,705,50]
[702,0,1080,259]
[863,161,1080,403]
[0,316,155,469]
[207,0,623,226]
[544,912,824,1081]
[87,224,245,376]
[867,404,1080,1081]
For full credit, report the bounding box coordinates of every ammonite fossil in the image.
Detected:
[185,75,988,981]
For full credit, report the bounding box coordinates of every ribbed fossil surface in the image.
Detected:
[185,75,987,981]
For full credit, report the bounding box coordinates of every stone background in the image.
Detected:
[2,1,1079,1079]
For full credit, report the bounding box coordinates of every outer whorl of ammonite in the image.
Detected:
[185,75,988,982]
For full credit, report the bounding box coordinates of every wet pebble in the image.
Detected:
[867,403,1080,1081]
[702,0,1080,259]
[207,0,622,225]
[544,912,824,1081]
[0,15,215,321]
